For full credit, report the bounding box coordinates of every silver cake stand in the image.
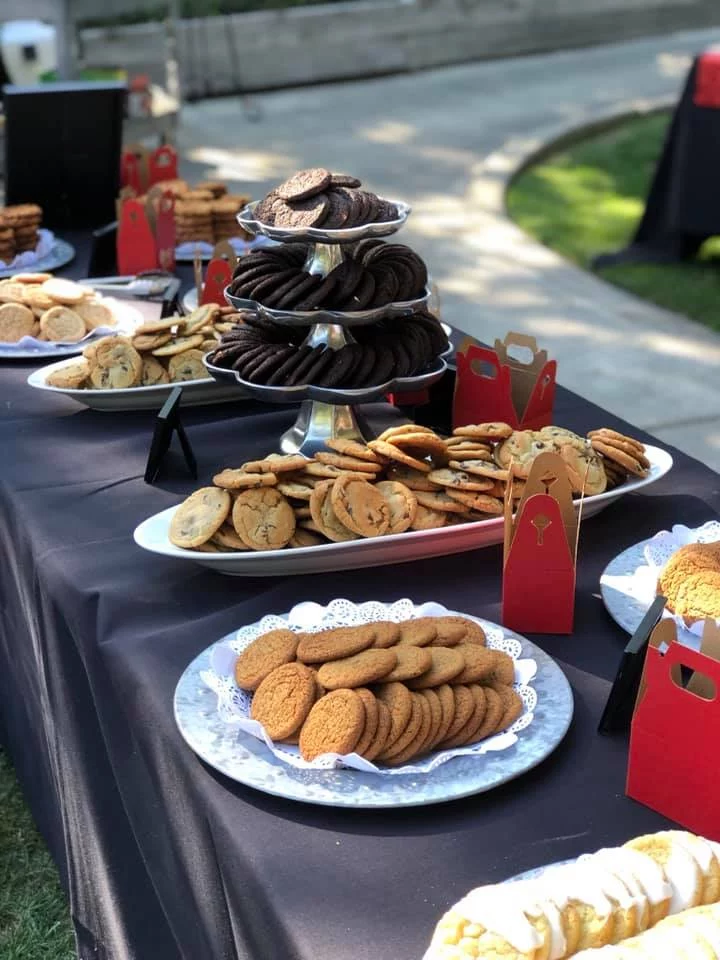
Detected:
[205,197,446,457]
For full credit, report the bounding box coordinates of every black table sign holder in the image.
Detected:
[144,387,197,484]
[598,594,667,735]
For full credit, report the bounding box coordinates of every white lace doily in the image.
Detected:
[0,228,54,270]
[201,599,538,776]
[0,295,137,354]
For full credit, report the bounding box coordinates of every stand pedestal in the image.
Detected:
[280,401,372,457]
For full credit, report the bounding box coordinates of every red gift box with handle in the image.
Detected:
[694,52,720,109]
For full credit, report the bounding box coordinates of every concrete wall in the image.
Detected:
[78,0,720,99]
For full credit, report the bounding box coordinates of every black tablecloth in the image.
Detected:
[2,337,720,960]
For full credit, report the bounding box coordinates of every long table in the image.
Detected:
[1,324,719,960]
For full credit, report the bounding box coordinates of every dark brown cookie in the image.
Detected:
[246,345,296,383]
[274,194,329,228]
[316,344,356,388]
[321,190,351,229]
[291,345,333,385]
[276,273,322,310]
[276,168,331,202]
[293,269,341,311]
[266,344,311,386]
[253,192,279,224]
[330,173,362,188]
[248,268,300,305]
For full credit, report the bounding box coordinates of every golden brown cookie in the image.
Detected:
[288,528,325,548]
[168,349,208,382]
[140,355,170,386]
[367,439,431,473]
[588,428,647,456]
[377,424,436,441]
[439,616,487,646]
[354,688,380,757]
[414,490,467,513]
[377,696,424,762]
[232,487,295,550]
[242,454,308,474]
[406,647,465,689]
[211,523,249,551]
[296,626,375,663]
[453,644,496,683]
[74,300,114,330]
[41,277,86,304]
[180,304,220,335]
[432,684,456,748]
[12,272,51,283]
[315,451,382,474]
[302,462,370,480]
[299,689,365,760]
[234,628,299,690]
[375,681,413,750]
[441,685,475,744]
[39,306,86,342]
[429,620,467,646]
[134,317,179,335]
[428,468,499,492]
[90,337,143,389]
[374,480,417,534]
[397,619,437,646]
[251,662,316,740]
[330,476,389,537]
[416,689,443,755]
[0,302,37,341]
[488,650,516,685]
[410,505,449,530]
[492,683,524,733]
[309,480,359,543]
[385,464,442,492]
[442,448,493,463]
[214,469,278,489]
[590,438,649,478]
[277,479,316,501]
[453,422,513,440]
[46,359,89,389]
[362,700,391,762]
[441,686,486,749]
[316,649,397,689]
[448,460,509,481]
[384,694,434,766]
[446,491,503,514]
[381,645,432,682]
[324,438,383,463]
[152,334,205,357]
[371,621,402,648]
[169,487,231,548]
[472,686,503,742]
[388,432,447,460]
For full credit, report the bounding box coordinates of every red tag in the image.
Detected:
[694,52,720,108]
[154,191,176,273]
[120,151,145,194]
[117,199,158,275]
[201,258,233,306]
[148,145,179,186]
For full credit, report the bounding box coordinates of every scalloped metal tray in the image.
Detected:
[205,355,447,405]
[237,199,411,244]
[224,283,431,326]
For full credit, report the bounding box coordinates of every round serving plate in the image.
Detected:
[133,445,673,577]
[173,603,573,808]
[175,234,276,264]
[28,357,247,411]
[0,235,75,280]
[0,297,143,361]
[205,355,447,406]
[237,199,411,245]
[600,538,698,647]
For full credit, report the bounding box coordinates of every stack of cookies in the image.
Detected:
[208,310,447,389]
[227,239,428,310]
[46,304,240,390]
[0,204,43,258]
[174,199,215,246]
[0,213,16,264]
[151,178,252,244]
[588,427,651,484]
[167,422,649,554]
[0,274,118,344]
[233,615,523,766]
[253,168,399,229]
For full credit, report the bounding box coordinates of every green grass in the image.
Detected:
[0,750,75,960]
[506,111,720,333]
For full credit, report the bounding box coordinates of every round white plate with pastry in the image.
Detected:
[600,520,720,648]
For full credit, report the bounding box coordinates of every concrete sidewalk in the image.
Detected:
[179,27,720,470]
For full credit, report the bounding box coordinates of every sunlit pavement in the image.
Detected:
[179,28,720,469]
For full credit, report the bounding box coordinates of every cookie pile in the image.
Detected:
[0,274,118,344]
[168,422,649,554]
[46,304,239,390]
[0,203,43,261]
[207,310,448,389]
[588,427,651,483]
[253,169,399,230]
[142,178,252,245]
[234,615,522,766]
[228,239,428,310]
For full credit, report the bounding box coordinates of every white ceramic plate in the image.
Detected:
[134,445,673,576]
[174,600,573,808]
[0,297,143,360]
[28,356,248,411]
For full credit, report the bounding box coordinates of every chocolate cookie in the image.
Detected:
[273,193,329,228]
[316,344,357,388]
[330,174,362,188]
[245,345,296,383]
[276,168,331,202]
[321,190,351,229]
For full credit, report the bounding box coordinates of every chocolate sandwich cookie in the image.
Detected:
[276,168,332,202]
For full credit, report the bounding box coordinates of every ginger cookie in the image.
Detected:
[440,685,475,744]
[427,468,498,492]
[375,480,417,534]
[41,277,86,304]
[141,356,170,387]
[316,649,397,689]
[242,454,308,474]
[429,620,468,647]
[324,438,382,463]
[354,689,380,757]
[384,694,433,765]
[375,681,413,750]
[453,644,496,683]
[214,469,278,489]
[296,626,375,663]
[46,358,90,389]
[232,487,295,550]
[299,689,365,761]
[488,650,516,685]
[407,647,465,689]
[39,306,86,343]
[371,621,402,648]
[362,700,391,762]
[414,490,467,514]
[234,628,299,690]
[251,662,316,740]
[0,302,37,341]
[331,476,389,537]
[397,619,436,646]
[439,616,487,646]
[473,686,503,742]
[453,422,513,440]
[381,645,432,682]
[385,464,442,492]
[432,684,456,748]
[441,687,486,749]
[368,439,431,473]
[378,696,423,762]
[460,686,490,746]
[410,505,449,530]
[309,480,359,542]
[416,689,443,755]
[169,486,231,548]
[493,684,524,733]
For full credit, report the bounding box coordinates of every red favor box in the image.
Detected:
[502,451,578,635]
[116,190,176,275]
[627,619,720,840]
[694,52,720,109]
[454,332,556,431]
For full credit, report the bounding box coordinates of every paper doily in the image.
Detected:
[0,228,55,270]
[0,295,138,354]
[201,599,538,776]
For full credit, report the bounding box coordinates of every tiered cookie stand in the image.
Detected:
[205,198,447,457]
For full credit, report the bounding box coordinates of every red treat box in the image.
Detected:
[694,52,720,109]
